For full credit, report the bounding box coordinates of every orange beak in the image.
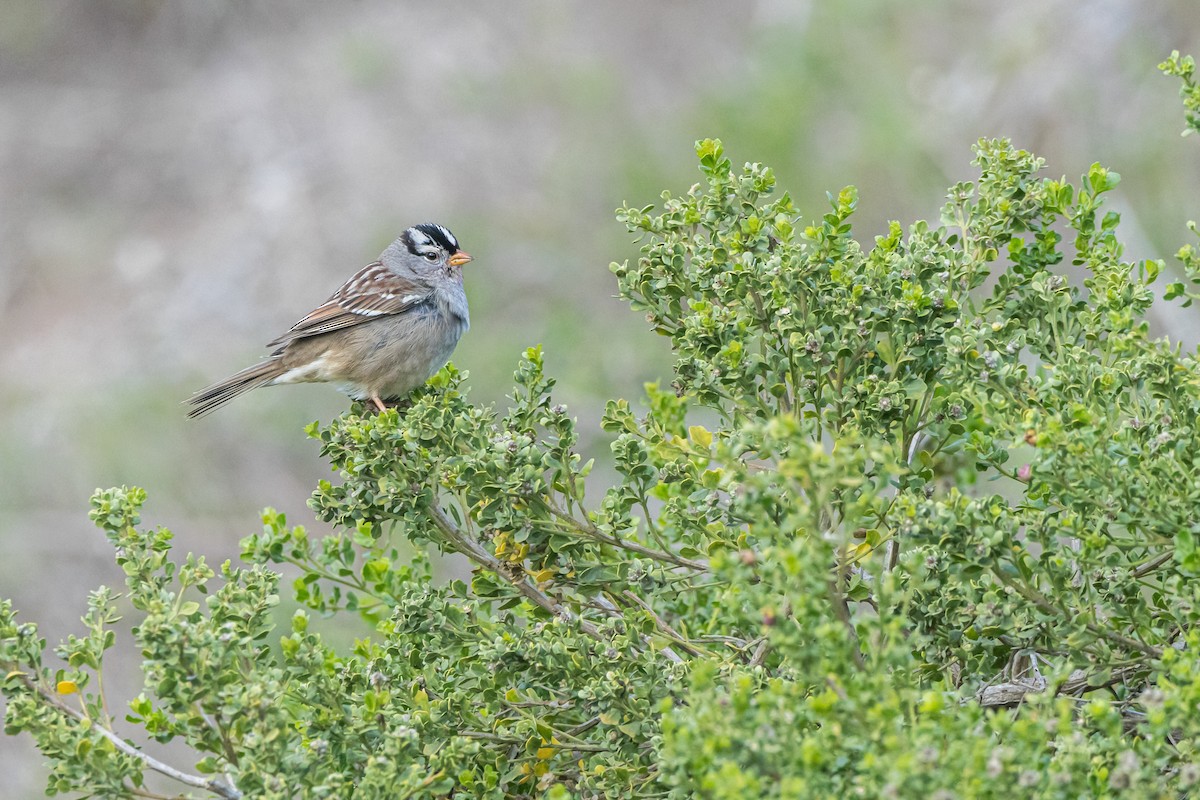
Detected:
[448,250,473,267]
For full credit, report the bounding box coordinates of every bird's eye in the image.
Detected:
[423,251,439,262]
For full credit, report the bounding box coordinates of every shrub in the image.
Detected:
[4,55,1200,800]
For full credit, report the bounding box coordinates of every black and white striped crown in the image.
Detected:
[403,223,459,255]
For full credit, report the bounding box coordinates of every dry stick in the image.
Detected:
[13,674,241,799]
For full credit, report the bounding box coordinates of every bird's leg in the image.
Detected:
[370,393,388,413]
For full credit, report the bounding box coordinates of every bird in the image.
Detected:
[187,223,471,418]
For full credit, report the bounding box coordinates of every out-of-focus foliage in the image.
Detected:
[4,56,1200,800]
[1161,50,1200,137]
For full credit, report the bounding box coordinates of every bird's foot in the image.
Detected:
[380,395,415,413]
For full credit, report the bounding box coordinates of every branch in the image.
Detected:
[12,673,241,799]
[976,664,1147,708]
[426,503,602,638]
[827,579,866,671]
[748,638,770,667]
[460,729,614,753]
[620,590,706,657]
[428,501,693,663]
[993,573,1164,658]
[594,593,684,663]
[540,502,708,572]
[1131,550,1174,579]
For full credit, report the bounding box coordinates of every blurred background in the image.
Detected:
[2,0,1199,794]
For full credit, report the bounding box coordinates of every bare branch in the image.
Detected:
[1131,551,1174,579]
[12,673,241,799]
[976,664,1148,709]
[748,638,770,667]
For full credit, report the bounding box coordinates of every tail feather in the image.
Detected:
[186,359,285,418]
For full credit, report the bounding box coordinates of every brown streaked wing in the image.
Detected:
[267,261,431,347]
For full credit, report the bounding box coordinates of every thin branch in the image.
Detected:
[637,498,675,556]
[977,663,1148,708]
[994,573,1163,658]
[621,590,706,657]
[13,673,241,799]
[196,706,239,767]
[595,593,684,663]
[1131,550,1174,579]
[824,675,850,702]
[398,771,448,800]
[563,716,600,738]
[427,503,602,638]
[748,638,770,667]
[827,579,866,671]
[690,633,751,648]
[459,730,613,753]
[427,501,693,664]
[540,502,708,572]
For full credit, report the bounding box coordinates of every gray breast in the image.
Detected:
[432,281,469,338]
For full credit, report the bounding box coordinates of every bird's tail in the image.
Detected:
[186,358,285,418]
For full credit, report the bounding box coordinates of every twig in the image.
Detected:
[824,676,850,702]
[427,503,602,638]
[564,716,600,737]
[13,673,241,799]
[459,730,613,753]
[827,580,866,671]
[596,593,684,663]
[539,502,708,571]
[196,706,239,767]
[748,638,770,667]
[885,430,930,571]
[993,573,1164,658]
[621,591,705,657]
[427,501,693,663]
[398,771,448,800]
[690,634,751,647]
[1131,551,1174,579]
[976,663,1148,708]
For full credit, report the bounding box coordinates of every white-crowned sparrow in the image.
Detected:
[187,223,471,418]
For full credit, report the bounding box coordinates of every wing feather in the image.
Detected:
[268,262,430,348]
